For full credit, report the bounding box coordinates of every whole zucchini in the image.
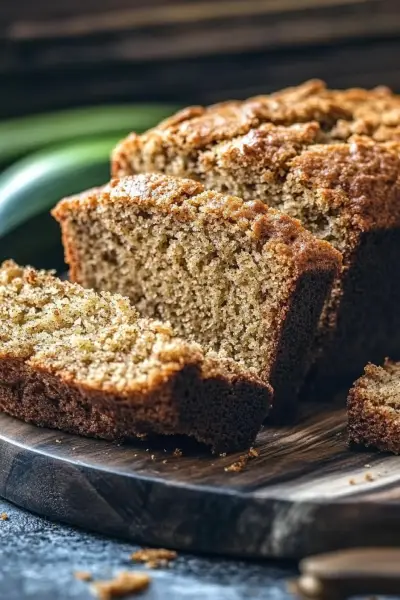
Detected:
[0,104,178,164]
[0,136,121,239]
[0,135,124,268]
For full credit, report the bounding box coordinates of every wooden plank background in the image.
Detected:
[1,0,400,116]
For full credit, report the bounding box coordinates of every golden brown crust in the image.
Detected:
[112,80,400,229]
[53,173,341,276]
[111,79,400,165]
[115,80,351,156]
[348,361,400,454]
[187,79,400,142]
[199,121,325,173]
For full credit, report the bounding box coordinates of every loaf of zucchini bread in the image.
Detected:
[53,173,340,421]
[0,261,271,451]
[111,79,400,396]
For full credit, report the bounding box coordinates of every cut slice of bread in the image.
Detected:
[348,360,400,454]
[53,173,341,422]
[0,260,271,452]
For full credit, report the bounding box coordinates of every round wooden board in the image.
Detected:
[1,397,400,560]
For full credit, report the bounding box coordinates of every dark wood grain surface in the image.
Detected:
[1,395,400,560]
[1,0,400,117]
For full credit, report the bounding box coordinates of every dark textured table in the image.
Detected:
[0,498,296,599]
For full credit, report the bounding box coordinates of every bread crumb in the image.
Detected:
[0,512,8,520]
[55,439,62,444]
[91,572,150,599]
[173,448,182,458]
[131,548,177,569]
[162,460,168,464]
[150,455,155,461]
[248,447,259,458]
[225,456,248,473]
[364,464,371,468]
[219,452,227,458]
[349,478,356,485]
[225,447,260,472]
[74,571,92,581]
[365,472,374,481]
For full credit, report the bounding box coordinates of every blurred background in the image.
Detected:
[1,0,400,270]
[2,0,400,117]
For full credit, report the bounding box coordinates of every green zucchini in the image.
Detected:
[0,135,120,239]
[0,104,178,164]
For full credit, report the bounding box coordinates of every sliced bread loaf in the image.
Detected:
[111,80,400,396]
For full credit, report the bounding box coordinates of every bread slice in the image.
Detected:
[348,361,400,454]
[53,173,340,422]
[0,260,271,452]
[111,79,400,397]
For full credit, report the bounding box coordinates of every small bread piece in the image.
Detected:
[53,174,340,421]
[111,80,400,396]
[348,361,400,454]
[0,261,271,452]
[91,572,150,599]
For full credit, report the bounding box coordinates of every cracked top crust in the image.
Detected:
[127,78,400,151]
[112,80,400,232]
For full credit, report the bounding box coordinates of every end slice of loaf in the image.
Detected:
[348,361,400,454]
[0,260,271,452]
[52,173,341,422]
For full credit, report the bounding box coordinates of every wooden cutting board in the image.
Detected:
[1,395,400,559]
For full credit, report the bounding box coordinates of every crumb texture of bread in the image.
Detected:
[348,360,400,454]
[111,81,400,394]
[53,173,340,420]
[0,260,271,452]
